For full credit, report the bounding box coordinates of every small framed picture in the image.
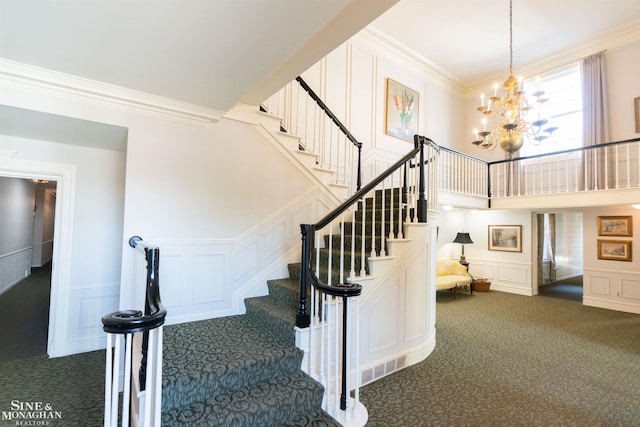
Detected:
[597,216,633,237]
[385,78,419,142]
[597,240,632,262]
[488,225,522,252]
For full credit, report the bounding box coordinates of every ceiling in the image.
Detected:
[371,0,640,89]
[1,0,640,118]
[0,0,399,115]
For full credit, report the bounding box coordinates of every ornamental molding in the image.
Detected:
[0,59,224,125]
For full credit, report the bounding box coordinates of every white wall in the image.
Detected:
[607,39,640,142]
[0,134,126,355]
[299,31,466,183]
[0,177,34,295]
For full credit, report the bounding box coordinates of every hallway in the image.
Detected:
[538,275,583,302]
[0,263,51,361]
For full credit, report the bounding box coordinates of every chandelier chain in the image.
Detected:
[509,0,513,76]
[471,0,558,155]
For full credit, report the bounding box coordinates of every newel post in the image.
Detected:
[416,135,428,223]
[297,224,313,328]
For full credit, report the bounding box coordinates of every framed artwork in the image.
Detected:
[488,225,522,252]
[597,216,633,237]
[597,239,632,261]
[635,97,640,133]
[385,78,419,142]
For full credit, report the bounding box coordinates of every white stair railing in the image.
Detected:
[102,236,166,427]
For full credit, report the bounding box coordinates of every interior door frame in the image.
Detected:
[0,155,76,357]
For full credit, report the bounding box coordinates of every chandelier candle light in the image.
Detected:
[472,0,557,157]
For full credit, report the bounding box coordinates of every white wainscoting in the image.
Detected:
[469,258,533,296]
[66,283,120,354]
[583,268,640,314]
[31,239,54,267]
[0,247,33,296]
[147,190,338,326]
[358,223,436,384]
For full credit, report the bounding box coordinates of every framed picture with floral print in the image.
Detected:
[385,78,419,142]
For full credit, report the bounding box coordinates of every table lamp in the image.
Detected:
[453,232,473,262]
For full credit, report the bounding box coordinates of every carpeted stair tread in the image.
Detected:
[162,315,303,411]
[161,370,325,427]
[245,294,298,344]
[267,277,301,309]
[285,410,342,426]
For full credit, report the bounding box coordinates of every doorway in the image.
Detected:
[536,212,584,301]
[0,177,58,361]
[0,158,75,358]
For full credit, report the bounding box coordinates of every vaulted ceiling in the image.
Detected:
[1,0,640,117]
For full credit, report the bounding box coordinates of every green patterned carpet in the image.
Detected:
[360,290,640,426]
[2,289,639,426]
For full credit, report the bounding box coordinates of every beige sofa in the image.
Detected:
[435,259,473,299]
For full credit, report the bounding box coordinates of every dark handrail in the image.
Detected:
[295,77,361,148]
[488,137,640,166]
[102,236,167,334]
[313,135,432,230]
[295,76,363,192]
[297,135,432,326]
[102,236,167,393]
[297,134,433,411]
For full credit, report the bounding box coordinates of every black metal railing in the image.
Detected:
[297,134,433,412]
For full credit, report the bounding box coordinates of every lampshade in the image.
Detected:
[453,232,473,244]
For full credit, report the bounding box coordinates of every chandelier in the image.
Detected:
[471,0,557,158]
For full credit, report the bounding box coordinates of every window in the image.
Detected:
[520,65,582,157]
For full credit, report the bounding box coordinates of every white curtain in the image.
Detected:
[580,51,610,190]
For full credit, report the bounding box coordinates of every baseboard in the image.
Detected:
[583,296,640,314]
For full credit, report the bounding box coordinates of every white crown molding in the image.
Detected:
[0,59,225,125]
[355,26,467,97]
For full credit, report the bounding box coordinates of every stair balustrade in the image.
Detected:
[102,236,166,427]
[490,137,640,198]
[263,76,363,194]
[439,146,488,198]
[297,135,438,423]
[436,137,640,203]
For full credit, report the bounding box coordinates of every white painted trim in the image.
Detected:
[583,296,640,315]
[0,157,76,358]
[0,59,224,125]
[355,28,466,96]
[0,246,33,260]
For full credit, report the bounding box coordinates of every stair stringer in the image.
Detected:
[226,103,352,201]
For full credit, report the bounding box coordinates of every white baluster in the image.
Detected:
[104,334,114,427]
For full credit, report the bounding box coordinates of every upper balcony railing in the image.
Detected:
[439,137,640,203]
[489,138,640,198]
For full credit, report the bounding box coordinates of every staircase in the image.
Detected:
[158,185,412,426]
[159,264,340,426]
